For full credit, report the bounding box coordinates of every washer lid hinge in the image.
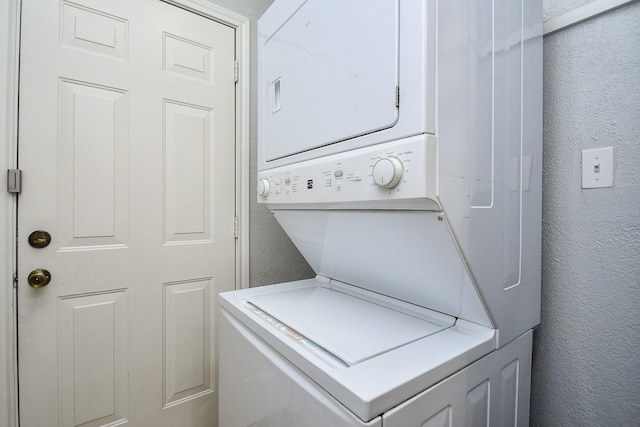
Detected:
[7,169,22,194]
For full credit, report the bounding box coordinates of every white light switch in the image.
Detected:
[582,147,613,189]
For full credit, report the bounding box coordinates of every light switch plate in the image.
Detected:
[582,147,613,189]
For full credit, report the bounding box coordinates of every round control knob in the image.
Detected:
[257,178,270,198]
[372,157,403,188]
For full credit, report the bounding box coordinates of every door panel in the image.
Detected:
[59,291,128,427]
[164,100,213,243]
[17,1,236,426]
[58,79,128,249]
[163,278,214,406]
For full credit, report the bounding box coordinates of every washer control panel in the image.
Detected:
[257,135,438,207]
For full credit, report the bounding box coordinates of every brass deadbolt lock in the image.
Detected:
[28,269,51,288]
[28,230,52,248]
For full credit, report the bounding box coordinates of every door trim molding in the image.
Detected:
[1,0,20,424]
[162,0,251,291]
[1,2,250,426]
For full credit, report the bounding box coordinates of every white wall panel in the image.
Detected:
[384,331,532,427]
[493,0,523,290]
[498,360,519,426]
[468,0,494,209]
[422,406,452,427]
[466,381,489,427]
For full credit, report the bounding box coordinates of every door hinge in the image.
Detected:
[7,169,22,194]
[395,86,400,108]
[12,272,18,289]
[234,60,239,83]
[234,216,239,239]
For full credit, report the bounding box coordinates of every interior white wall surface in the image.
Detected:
[205,0,314,287]
[543,0,598,20]
[532,2,640,426]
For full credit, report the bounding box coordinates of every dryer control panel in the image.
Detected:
[257,135,439,210]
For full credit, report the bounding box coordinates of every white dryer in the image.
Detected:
[220,0,542,425]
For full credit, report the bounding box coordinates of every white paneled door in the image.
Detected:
[17,1,236,426]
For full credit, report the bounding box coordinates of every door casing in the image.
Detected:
[0,1,250,426]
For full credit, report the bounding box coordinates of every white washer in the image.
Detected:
[220,279,532,426]
[220,0,542,425]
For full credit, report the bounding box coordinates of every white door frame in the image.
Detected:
[0,1,250,426]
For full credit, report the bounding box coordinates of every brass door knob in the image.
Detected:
[28,269,51,288]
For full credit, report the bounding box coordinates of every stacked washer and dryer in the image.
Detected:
[219,1,542,425]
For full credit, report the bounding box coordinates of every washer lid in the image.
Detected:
[246,286,453,366]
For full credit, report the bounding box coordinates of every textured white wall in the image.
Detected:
[532,1,640,425]
[544,0,597,20]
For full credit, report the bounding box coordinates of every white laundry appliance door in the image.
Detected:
[261,0,399,162]
[219,309,382,427]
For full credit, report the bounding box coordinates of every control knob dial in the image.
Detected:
[257,178,270,198]
[372,157,403,188]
